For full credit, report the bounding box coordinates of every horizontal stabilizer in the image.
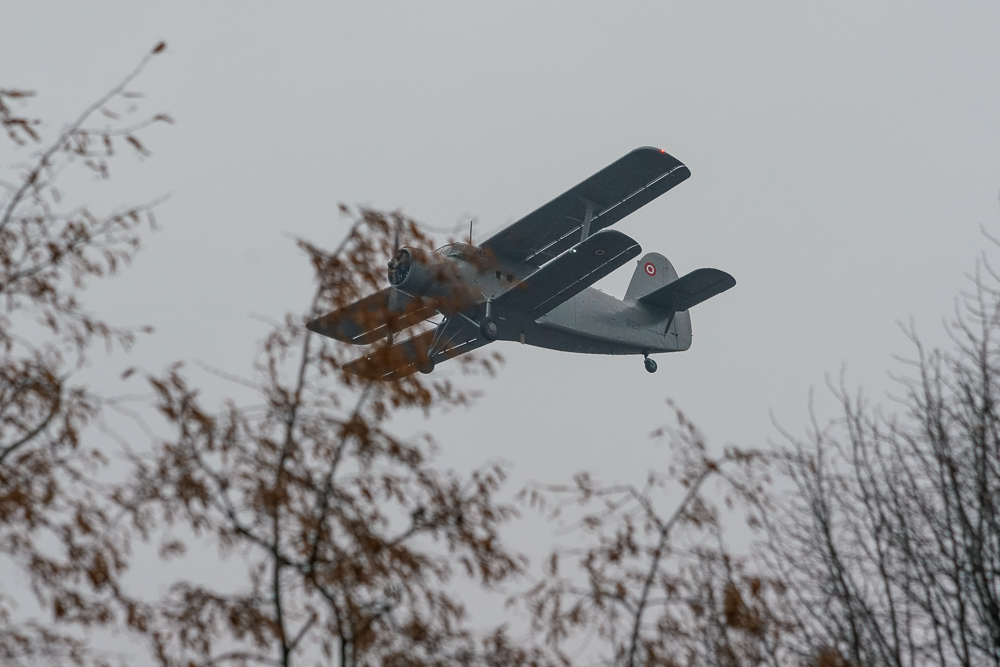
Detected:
[496,230,641,317]
[638,268,735,312]
[306,287,435,345]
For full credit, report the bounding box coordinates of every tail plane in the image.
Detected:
[626,252,735,312]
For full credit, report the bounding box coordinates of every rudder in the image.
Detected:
[624,252,678,301]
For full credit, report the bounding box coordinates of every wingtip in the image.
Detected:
[635,146,689,176]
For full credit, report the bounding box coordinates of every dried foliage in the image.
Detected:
[17,40,1000,667]
[517,406,791,667]
[0,45,169,665]
[762,256,1000,666]
[117,207,546,667]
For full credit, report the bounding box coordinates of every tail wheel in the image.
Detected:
[480,318,499,341]
[644,357,657,373]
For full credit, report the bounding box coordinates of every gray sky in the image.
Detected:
[4,1,1000,538]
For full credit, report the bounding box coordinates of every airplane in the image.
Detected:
[306,147,735,380]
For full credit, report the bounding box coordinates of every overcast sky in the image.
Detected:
[4,2,1000,525]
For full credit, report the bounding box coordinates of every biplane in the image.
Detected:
[306,147,735,379]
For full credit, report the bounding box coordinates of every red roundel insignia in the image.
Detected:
[644,262,657,276]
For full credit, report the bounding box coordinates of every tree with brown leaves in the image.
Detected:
[118,207,549,667]
[517,406,791,667]
[0,44,169,666]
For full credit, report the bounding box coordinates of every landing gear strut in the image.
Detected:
[480,297,498,341]
[643,354,657,374]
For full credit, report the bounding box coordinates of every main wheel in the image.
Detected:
[480,317,499,341]
[644,357,657,374]
[418,359,435,374]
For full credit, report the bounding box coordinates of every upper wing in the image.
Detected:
[637,268,736,312]
[342,313,490,380]
[496,230,641,317]
[481,147,689,267]
[306,288,436,345]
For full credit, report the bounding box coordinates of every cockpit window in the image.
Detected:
[434,243,458,256]
[434,242,484,262]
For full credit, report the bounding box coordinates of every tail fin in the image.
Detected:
[624,252,679,301]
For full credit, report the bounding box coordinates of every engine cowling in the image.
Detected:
[386,247,479,314]
[387,247,454,296]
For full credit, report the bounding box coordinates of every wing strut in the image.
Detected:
[580,201,595,242]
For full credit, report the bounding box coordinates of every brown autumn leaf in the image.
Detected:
[0,46,167,667]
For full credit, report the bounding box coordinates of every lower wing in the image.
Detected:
[342,313,490,380]
[306,287,436,345]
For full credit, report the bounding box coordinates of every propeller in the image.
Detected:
[385,217,405,346]
[387,218,408,286]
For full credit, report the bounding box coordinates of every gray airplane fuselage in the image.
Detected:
[528,288,691,355]
[423,243,692,357]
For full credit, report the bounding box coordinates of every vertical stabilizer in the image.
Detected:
[624,252,678,301]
